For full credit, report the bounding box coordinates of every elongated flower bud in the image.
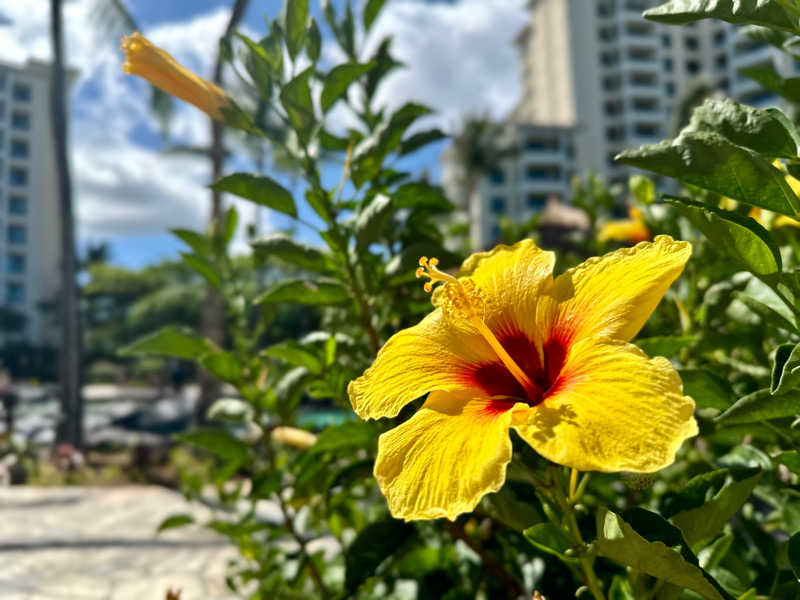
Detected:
[121,32,230,121]
[271,426,317,449]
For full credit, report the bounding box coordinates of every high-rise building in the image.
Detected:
[0,59,65,347]
[443,0,796,249]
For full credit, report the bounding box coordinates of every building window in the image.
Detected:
[661,34,671,47]
[488,168,505,185]
[665,82,675,96]
[715,54,728,69]
[632,98,658,111]
[664,58,673,72]
[490,196,506,214]
[9,195,26,215]
[601,51,619,66]
[12,83,31,102]
[686,60,700,74]
[606,126,625,142]
[597,2,614,17]
[7,254,24,275]
[684,36,699,51]
[604,100,623,116]
[526,137,559,151]
[628,48,654,62]
[9,167,26,186]
[634,123,660,137]
[527,194,547,210]
[11,112,29,130]
[630,72,656,86]
[10,139,28,158]
[714,30,726,46]
[0,100,4,119]
[602,76,621,91]
[526,166,560,181]
[6,282,24,305]
[0,70,6,90]
[8,224,25,244]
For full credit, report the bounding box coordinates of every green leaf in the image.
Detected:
[644,1,800,35]
[609,576,636,600]
[156,513,195,533]
[181,253,220,288]
[789,532,800,580]
[739,63,800,105]
[211,173,296,218]
[279,66,315,143]
[356,193,392,251]
[523,523,576,562]
[636,335,695,357]
[686,98,798,158]
[399,128,447,155]
[596,507,733,600]
[251,233,332,274]
[665,197,781,276]
[363,0,387,30]
[698,533,733,571]
[345,517,415,592]
[236,33,273,97]
[310,422,378,454]
[222,206,238,245]
[630,174,655,205]
[774,450,800,476]
[365,38,403,100]
[171,229,211,256]
[771,343,800,394]
[734,291,798,332]
[668,468,761,546]
[306,17,321,62]
[715,388,800,425]
[262,340,322,374]
[321,62,374,113]
[120,327,211,360]
[256,278,350,305]
[281,0,308,59]
[618,131,800,217]
[198,351,240,384]
[258,30,283,76]
[177,429,248,464]
[393,182,452,210]
[680,369,734,411]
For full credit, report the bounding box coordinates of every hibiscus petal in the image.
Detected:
[347,310,495,419]
[515,339,697,473]
[543,235,690,344]
[445,238,555,339]
[374,390,525,520]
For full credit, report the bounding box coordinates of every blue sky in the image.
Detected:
[1,0,526,268]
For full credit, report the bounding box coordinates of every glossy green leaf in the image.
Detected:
[156,513,195,533]
[281,0,308,59]
[198,351,240,384]
[393,182,452,210]
[356,193,392,251]
[262,340,322,374]
[206,398,254,424]
[255,278,350,305]
[251,233,332,274]
[305,17,321,62]
[698,533,734,571]
[345,517,415,592]
[733,291,797,333]
[636,335,696,358]
[679,368,734,411]
[365,38,403,100]
[609,576,636,600]
[399,128,447,155]
[630,174,655,205]
[596,508,732,600]
[211,173,296,218]
[716,388,800,425]
[645,1,800,35]
[665,196,781,275]
[618,132,800,217]
[363,0,387,30]
[310,421,378,454]
[180,253,220,288]
[236,33,273,97]
[523,523,575,562]
[771,343,800,394]
[279,66,315,143]
[321,62,374,113]
[774,451,800,476]
[120,326,212,359]
[177,429,248,464]
[686,98,798,158]
[668,468,761,546]
[739,63,800,105]
[171,228,211,256]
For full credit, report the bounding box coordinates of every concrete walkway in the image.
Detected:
[0,486,238,600]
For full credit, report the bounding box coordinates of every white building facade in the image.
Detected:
[444,0,795,249]
[0,60,63,347]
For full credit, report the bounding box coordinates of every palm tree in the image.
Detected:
[50,0,81,446]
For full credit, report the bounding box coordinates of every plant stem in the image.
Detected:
[445,521,525,599]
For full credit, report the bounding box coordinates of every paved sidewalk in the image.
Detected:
[0,486,238,600]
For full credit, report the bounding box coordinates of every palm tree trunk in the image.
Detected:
[50,0,82,447]
[196,0,249,423]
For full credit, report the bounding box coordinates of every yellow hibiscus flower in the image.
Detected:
[348,236,698,520]
[121,32,230,121]
[597,207,650,244]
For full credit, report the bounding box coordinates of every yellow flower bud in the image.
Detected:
[271,426,317,449]
[121,32,230,121]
